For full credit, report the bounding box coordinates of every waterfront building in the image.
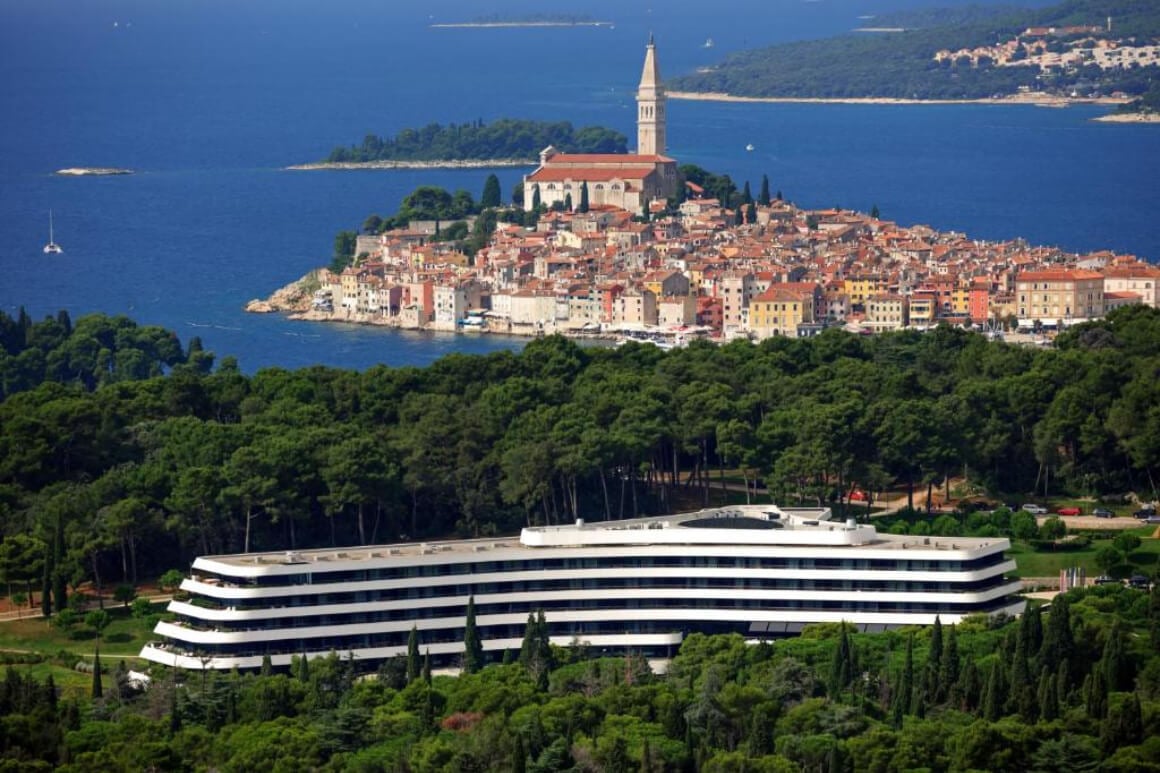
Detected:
[1015,269,1105,327]
[140,505,1023,672]
[523,38,678,214]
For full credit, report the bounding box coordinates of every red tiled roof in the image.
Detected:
[1018,270,1104,282]
[547,153,674,164]
[527,168,650,183]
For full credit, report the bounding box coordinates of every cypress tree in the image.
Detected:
[745,201,757,225]
[892,633,914,726]
[260,654,272,677]
[1084,668,1108,719]
[519,612,537,670]
[741,181,752,205]
[956,658,981,712]
[759,174,771,206]
[829,623,853,698]
[1101,620,1133,692]
[579,182,589,213]
[869,203,880,219]
[91,645,102,699]
[1039,596,1074,677]
[423,649,432,684]
[926,617,943,701]
[531,184,541,210]
[940,625,960,706]
[639,737,652,773]
[169,688,182,735]
[1037,671,1059,722]
[564,193,573,212]
[982,660,1005,721]
[463,595,484,674]
[407,625,421,683]
[481,174,502,209]
[1150,583,1160,650]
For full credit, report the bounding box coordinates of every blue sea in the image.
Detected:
[2,0,1157,372]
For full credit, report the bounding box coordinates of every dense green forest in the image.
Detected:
[669,0,1160,99]
[3,305,1160,614]
[3,585,1159,770]
[324,120,627,163]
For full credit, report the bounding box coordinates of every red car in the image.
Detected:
[1056,506,1082,516]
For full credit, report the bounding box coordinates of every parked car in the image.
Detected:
[1056,506,1082,516]
[1021,504,1048,515]
[1093,507,1115,518]
[1134,506,1157,519]
[1129,575,1151,589]
[1094,576,1120,585]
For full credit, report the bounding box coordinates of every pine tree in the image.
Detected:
[407,625,421,684]
[759,174,771,206]
[463,595,484,674]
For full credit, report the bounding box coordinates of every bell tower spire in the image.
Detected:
[636,35,666,156]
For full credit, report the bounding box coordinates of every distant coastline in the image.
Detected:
[1093,112,1160,124]
[668,90,1128,108]
[287,159,535,171]
[431,21,613,29]
[55,167,134,176]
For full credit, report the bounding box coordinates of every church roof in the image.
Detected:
[527,167,649,184]
[542,153,675,165]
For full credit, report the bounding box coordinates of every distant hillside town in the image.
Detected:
[934,22,1160,78]
[260,38,1158,343]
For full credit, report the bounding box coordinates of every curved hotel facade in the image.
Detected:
[141,505,1024,671]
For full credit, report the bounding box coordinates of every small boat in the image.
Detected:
[43,210,63,254]
[703,38,714,48]
[745,143,755,152]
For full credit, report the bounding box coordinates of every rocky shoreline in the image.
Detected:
[1093,112,1160,124]
[667,90,1127,108]
[286,159,535,171]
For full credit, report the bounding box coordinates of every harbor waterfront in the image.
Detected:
[141,505,1023,672]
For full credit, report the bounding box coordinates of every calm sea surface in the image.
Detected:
[2,0,1156,372]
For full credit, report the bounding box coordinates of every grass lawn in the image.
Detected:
[1008,532,1160,577]
[0,602,165,665]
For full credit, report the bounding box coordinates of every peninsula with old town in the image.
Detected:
[249,37,1157,345]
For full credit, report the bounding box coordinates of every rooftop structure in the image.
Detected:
[141,505,1023,672]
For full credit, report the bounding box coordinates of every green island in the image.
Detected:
[431,14,613,29]
[319,119,627,166]
[669,0,1160,104]
[2,306,1160,767]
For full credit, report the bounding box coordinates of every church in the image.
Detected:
[522,36,679,214]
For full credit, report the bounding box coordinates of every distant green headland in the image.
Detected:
[669,0,1160,102]
[319,119,628,165]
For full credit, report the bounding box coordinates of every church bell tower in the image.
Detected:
[636,35,666,156]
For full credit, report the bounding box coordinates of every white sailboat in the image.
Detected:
[43,210,63,254]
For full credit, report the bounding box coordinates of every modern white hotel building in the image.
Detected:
[140,505,1024,671]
